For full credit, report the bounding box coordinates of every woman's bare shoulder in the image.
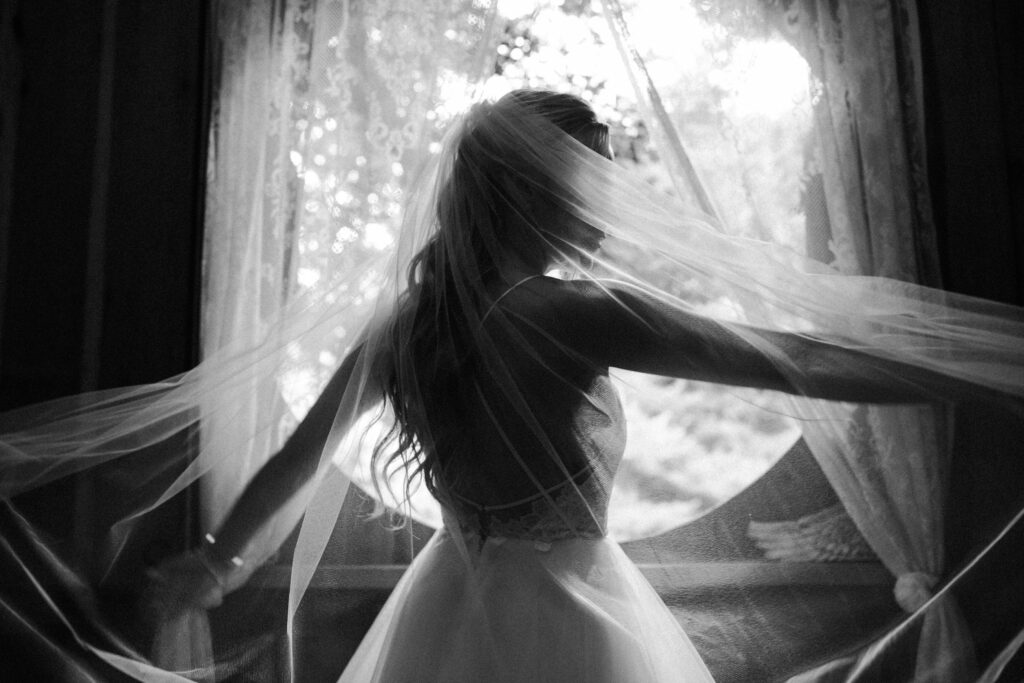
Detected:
[501,275,623,318]
[495,276,655,361]
[498,275,744,381]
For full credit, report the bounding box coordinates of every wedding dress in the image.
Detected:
[341,437,713,680]
[342,521,713,682]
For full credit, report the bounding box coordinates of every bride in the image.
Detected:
[137,90,1019,682]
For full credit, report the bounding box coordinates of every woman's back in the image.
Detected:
[422,275,627,539]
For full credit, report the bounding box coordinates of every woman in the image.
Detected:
[145,90,1020,681]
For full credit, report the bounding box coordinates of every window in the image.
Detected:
[271,0,815,540]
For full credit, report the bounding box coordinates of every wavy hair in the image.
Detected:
[369,90,610,508]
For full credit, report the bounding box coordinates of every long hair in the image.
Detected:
[370,90,611,507]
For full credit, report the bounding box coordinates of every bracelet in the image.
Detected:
[198,533,245,585]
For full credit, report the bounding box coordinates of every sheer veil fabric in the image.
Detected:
[3,5,1024,683]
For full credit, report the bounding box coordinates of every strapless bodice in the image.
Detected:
[438,365,625,546]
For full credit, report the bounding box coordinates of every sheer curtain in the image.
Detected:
[602,0,972,680]
[202,0,498,553]
[201,0,311,569]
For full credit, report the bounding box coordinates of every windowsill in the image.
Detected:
[254,560,890,591]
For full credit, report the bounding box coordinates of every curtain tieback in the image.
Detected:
[894,572,938,612]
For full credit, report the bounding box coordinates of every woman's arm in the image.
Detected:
[519,279,967,404]
[200,343,383,569]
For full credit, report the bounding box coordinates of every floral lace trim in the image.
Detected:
[447,473,609,544]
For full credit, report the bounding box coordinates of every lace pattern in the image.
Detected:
[444,469,610,545]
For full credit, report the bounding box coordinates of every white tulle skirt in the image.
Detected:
[339,529,714,682]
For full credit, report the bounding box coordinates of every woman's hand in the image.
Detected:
[144,549,228,615]
[143,550,223,672]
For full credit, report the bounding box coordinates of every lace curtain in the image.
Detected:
[204,0,973,679]
[772,2,972,680]
[202,0,498,544]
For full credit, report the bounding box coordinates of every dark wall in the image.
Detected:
[918,0,1023,541]
[921,1,1023,306]
[0,0,206,410]
[0,0,208,565]
[918,2,1024,676]
[0,4,207,677]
